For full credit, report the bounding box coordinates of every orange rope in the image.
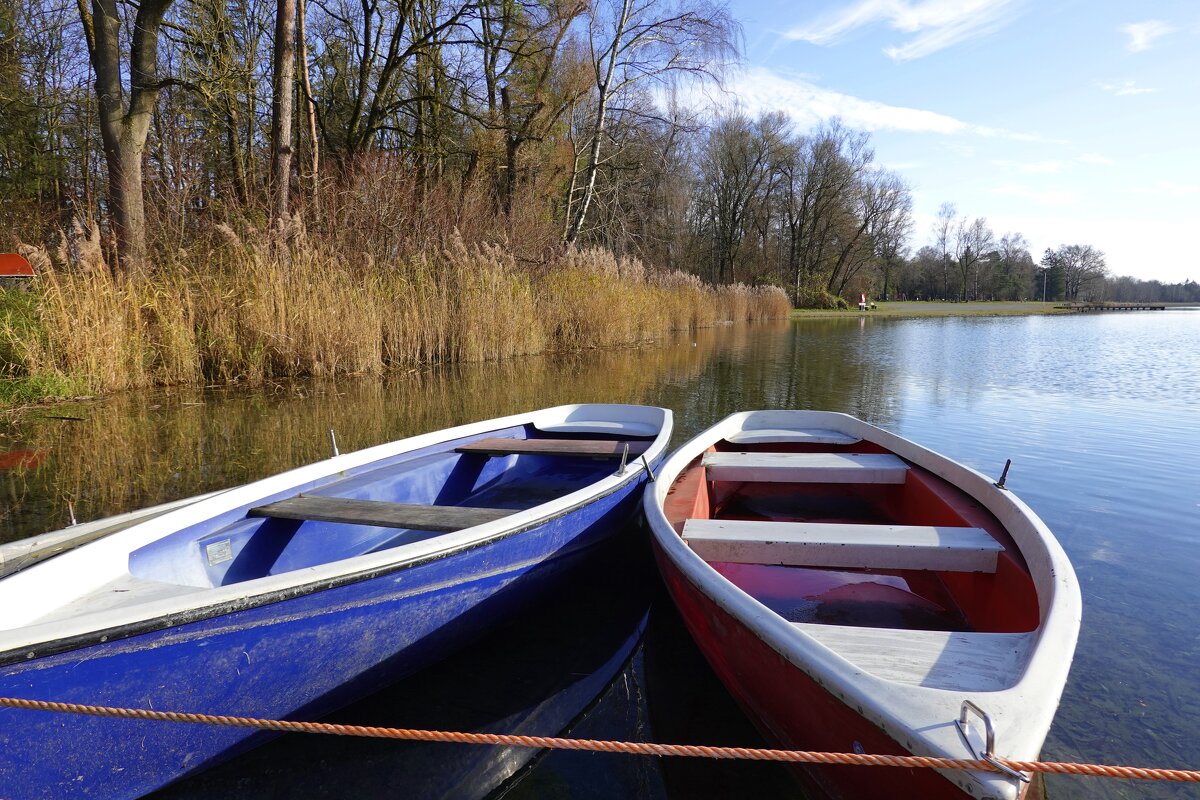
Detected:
[2,696,1197,783]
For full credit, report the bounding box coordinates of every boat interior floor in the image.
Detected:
[124,432,647,592]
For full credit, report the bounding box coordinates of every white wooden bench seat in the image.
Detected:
[724,427,861,446]
[791,624,1034,691]
[249,496,514,532]
[702,452,909,484]
[682,519,1003,573]
[456,437,649,459]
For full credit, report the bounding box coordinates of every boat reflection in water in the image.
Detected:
[153,539,802,800]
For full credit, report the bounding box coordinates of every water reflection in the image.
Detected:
[6,311,1200,800]
[1,325,772,542]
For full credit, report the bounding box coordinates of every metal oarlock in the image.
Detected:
[956,700,1030,784]
[640,455,656,482]
[994,459,1012,489]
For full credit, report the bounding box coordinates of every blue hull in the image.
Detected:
[0,480,645,798]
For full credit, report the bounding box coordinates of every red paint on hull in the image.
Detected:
[654,543,979,800]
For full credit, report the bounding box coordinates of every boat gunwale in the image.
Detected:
[0,403,672,666]
[644,409,1081,800]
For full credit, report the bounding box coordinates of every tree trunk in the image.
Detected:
[100,124,150,271]
[563,86,609,244]
[564,0,630,245]
[270,0,296,227]
[296,0,319,206]
[224,99,248,204]
[77,0,173,275]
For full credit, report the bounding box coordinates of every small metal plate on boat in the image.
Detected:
[205,539,233,566]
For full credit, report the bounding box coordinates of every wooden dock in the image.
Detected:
[1057,302,1165,312]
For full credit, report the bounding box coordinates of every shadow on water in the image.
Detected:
[150,537,803,800]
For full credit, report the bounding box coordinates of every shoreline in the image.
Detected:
[797,301,1072,319]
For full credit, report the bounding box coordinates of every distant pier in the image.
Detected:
[1057,302,1166,312]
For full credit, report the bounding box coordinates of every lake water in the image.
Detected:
[3,309,1198,799]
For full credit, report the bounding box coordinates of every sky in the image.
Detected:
[710,0,1200,283]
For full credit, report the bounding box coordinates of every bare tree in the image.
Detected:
[994,232,1034,299]
[310,0,473,165]
[297,0,320,203]
[270,0,296,226]
[1042,244,1108,301]
[826,168,911,295]
[474,0,588,215]
[932,201,956,300]
[871,175,913,300]
[695,111,784,283]
[953,217,993,300]
[779,120,872,301]
[76,0,176,272]
[563,0,736,244]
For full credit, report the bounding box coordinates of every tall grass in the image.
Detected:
[1,222,791,399]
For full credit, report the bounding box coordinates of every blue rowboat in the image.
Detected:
[0,403,671,799]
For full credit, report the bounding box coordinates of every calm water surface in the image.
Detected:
[3,310,1198,799]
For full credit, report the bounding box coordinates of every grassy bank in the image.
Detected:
[0,235,790,403]
[794,301,1069,319]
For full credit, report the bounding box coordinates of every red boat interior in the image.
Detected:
[664,437,1039,634]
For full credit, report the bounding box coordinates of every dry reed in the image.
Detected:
[1,222,791,399]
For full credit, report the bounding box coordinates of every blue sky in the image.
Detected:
[714,0,1199,283]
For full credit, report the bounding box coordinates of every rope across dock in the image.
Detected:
[2,696,1197,784]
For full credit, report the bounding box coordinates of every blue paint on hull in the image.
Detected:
[0,479,646,799]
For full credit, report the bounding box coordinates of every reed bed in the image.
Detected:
[1,228,791,398]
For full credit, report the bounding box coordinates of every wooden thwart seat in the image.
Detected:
[682,519,1003,573]
[248,496,514,532]
[724,427,861,446]
[456,437,649,459]
[702,451,908,484]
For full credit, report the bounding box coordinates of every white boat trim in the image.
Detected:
[0,490,224,579]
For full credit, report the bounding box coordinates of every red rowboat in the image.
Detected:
[644,411,1080,800]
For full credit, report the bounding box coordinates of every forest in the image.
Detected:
[0,0,920,304]
[0,0,1194,402]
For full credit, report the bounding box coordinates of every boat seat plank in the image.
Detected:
[702,451,908,484]
[791,624,1034,691]
[682,520,1003,572]
[456,437,649,459]
[248,496,513,532]
[724,428,861,446]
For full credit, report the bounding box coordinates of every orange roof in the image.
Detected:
[0,253,34,277]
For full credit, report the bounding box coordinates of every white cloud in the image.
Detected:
[1120,20,1175,53]
[1077,153,1114,166]
[1130,180,1200,196]
[784,0,1022,61]
[710,68,1061,144]
[993,184,1079,207]
[997,130,1070,145]
[1097,79,1162,96]
[720,68,969,133]
[993,159,1064,174]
